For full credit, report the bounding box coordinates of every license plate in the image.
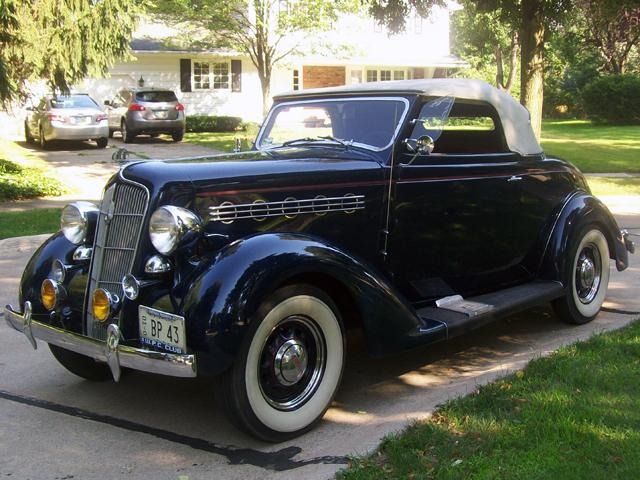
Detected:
[154,110,168,119]
[138,305,186,354]
[71,116,91,125]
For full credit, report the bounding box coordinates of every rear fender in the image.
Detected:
[181,233,421,375]
[540,193,628,286]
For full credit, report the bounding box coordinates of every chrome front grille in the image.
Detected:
[86,178,149,340]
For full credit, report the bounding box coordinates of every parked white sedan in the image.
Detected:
[24,94,109,149]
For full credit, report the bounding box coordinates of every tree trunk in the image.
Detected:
[520,0,545,140]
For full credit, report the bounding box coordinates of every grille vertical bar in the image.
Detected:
[86,179,149,340]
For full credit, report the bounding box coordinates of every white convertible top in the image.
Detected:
[274,79,542,156]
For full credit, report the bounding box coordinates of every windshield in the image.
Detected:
[50,95,99,109]
[257,97,409,151]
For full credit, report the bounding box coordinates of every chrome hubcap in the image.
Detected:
[575,244,601,304]
[274,339,308,386]
[258,315,325,411]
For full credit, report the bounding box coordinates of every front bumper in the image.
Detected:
[4,302,197,381]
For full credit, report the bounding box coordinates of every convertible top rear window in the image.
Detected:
[411,99,507,154]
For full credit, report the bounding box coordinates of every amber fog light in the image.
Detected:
[41,279,59,311]
[92,288,115,322]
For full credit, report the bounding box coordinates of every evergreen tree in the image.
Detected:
[0,0,142,108]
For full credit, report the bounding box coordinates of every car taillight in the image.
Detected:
[95,113,107,122]
[128,103,146,111]
[175,103,185,111]
[48,113,67,123]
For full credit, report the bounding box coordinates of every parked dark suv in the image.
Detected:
[104,88,185,143]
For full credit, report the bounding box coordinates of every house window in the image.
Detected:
[193,61,230,90]
[193,62,210,89]
[366,68,407,82]
[293,69,300,90]
[350,69,363,84]
[213,62,230,89]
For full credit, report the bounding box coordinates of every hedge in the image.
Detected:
[186,115,243,133]
[0,158,66,201]
[581,74,640,124]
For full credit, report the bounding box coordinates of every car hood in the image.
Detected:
[120,146,384,199]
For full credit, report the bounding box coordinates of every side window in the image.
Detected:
[410,99,508,155]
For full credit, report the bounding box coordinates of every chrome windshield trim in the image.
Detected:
[256,96,411,153]
[5,303,196,380]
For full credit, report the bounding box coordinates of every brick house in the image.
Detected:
[81,6,467,122]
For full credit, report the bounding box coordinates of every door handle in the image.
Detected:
[507,175,523,182]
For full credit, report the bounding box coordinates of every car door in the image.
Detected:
[386,97,562,302]
[30,97,47,134]
[107,91,128,130]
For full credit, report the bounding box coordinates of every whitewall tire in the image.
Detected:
[219,284,345,442]
[553,227,610,324]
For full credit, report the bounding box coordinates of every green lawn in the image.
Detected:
[184,130,258,153]
[339,319,640,479]
[0,208,61,240]
[587,177,640,196]
[542,120,640,173]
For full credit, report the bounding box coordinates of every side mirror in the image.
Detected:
[415,135,435,155]
[103,100,111,106]
[403,135,435,155]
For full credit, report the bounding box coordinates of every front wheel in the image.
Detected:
[49,344,112,381]
[218,284,345,442]
[552,226,610,324]
[95,137,108,149]
[24,121,35,144]
[121,120,135,143]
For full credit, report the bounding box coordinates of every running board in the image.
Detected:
[411,280,564,344]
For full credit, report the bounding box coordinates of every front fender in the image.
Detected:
[540,192,629,285]
[182,233,422,375]
[18,232,77,316]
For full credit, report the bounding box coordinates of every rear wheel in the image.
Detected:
[121,120,135,143]
[218,284,345,442]
[552,226,610,324]
[172,129,184,142]
[96,137,108,149]
[49,344,112,381]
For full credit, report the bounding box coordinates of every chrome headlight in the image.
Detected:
[60,201,99,245]
[149,206,202,255]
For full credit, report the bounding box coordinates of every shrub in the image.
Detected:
[581,74,640,124]
[0,158,66,201]
[186,115,244,133]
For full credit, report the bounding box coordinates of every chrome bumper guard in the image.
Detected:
[622,229,635,254]
[4,302,197,381]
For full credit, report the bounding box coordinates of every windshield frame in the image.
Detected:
[255,96,411,152]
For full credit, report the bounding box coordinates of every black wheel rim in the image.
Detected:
[575,242,602,304]
[258,315,326,411]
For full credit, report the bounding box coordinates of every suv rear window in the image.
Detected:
[135,91,178,102]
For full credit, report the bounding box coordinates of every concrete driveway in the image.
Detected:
[1,208,638,479]
[0,134,221,211]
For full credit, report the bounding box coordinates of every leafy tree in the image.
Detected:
[451,1,519,93]
[575,0,640,75]
[151,0,360,115]
[0,0,141,109]
[368,0,571,140]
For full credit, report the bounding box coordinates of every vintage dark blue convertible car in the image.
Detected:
[5,79,634,441]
